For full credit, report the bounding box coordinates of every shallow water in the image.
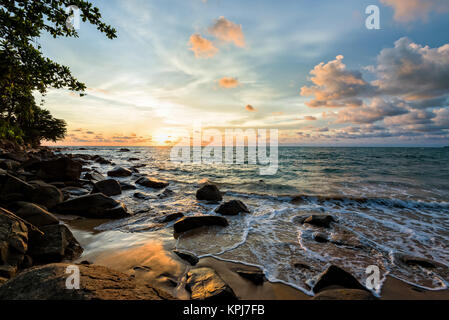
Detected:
[59,146,449,295]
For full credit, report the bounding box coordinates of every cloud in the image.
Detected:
[218,77,240,88]
[208,16,245,47]
[303,116,317,121]
[245,104,256,112]
[189,34,218,58]
[380,0,449,22]
[300,55,375,108]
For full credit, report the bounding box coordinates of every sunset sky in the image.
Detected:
[41,0,449,146]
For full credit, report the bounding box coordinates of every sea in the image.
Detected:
[56,146,449,296]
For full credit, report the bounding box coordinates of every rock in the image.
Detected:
[53,193,130,219]
[215,200,249,216]
[158,188,175,199]
[28,180,64,209]
[313,232,330,243]
[173,250,199,266]
[7,202,59,227]
[0,263,174,300]
[25,157,82,181]
[107,167,132,177]
[128,158,139,161]
[91,179,122,196]
[28,224,83,264]
[92,155,111,165]
[397,254,443,269]
[120,182,137,190]
[292,261,311,270]
[119,148,131,152]
[83,170,104,182]
[313,265,367,293]
[61,187,90,198]
[0,151,29,163]
[312,289,377,300]
[294,215,337,229]
[196,184,223,201]
[0,208,28,279]
[174,215,229,233]
[0,159,21,171]
[235,269,265,285]
[158,212,184,223]
[136,177,169,189]
[0,172,35,203]
[186,267,236,300]
[133,192,150,200]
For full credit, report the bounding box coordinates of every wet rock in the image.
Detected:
[313,232,330,243]
[0,172,35,203]
[61,187,90,199]
[173,250,199,266]
[0,263,174,300]
[7,202,59,227]
[186,267,236,300]
[136,177,169,189]
[83,170,104,182]
[133,192,150,200]
[294,215,337,229]
[54,193,130,219]
[119,148,131,152]
[313,265,367,293]
[235,269,265,285]
[28,180,64,209]
[215,200,249,216]
[397,254,443,269]
[312,289,377,300]
[107,167,132,177]
[92,155,111,165]
[120,182,137,190]
[174,215,229,233]
[28,224,83,264]
[128,158,139,161]
[158,212,184,223]
[158,188,175,199]
[196,184,223,201]
[0,159,21,171]
[0,151,29,163]
[91,179,122,196]
[292,261,311,270]
[25,157,82,182]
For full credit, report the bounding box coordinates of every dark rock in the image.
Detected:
[92,179,122,196]
[186,267,236,300]
[92,155,111,165]
[28,224,83,264]
[397,254,443,269]
[0,151,29,163]
[174,215,228,233]
[120,182,137,190]
[292,261,311,270]
[173,250,199,266]
[312,289,377,300]
[196,184,223,201]
[61,187,90,198]
[0,263,174,300]
[158,188,175,199]
[128,158,139,161]
[235,269,265,285]
[107,167,132,177]
[313,265,367,293]
[294,215,337,229]
[133,192,150,200]
[7,202,59,227]
[216,200,249,216]
[25,157,82,181]
[136,177,169,189]
[158,212,184,223]
[54,193,130,219]
[83,170,104,182]
[0,173,35,203]
[0,159,21,171]
[119,148,131,152]
[28,180,64,209]
[313,232,330,243]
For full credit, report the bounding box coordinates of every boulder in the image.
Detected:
[0,159,21,171]
[0,208,29,279]
[313,232,330,243]
[173,250,199,266]
[0,151,29,163]
[294,215,337,229]
[25,157,82,181]
[235,269,265,286]
[83,170,104,182]
[119,148,131,152]
[136,177,169,189]
[28,180,64,209]
[312,289,377,300]
[120,182,137,190]
[186,267,236,300]
[158,212,184,223]
[313,265,367,293]
[7,202,59,227]
[133,192,150,200]
[92,155,112,165]
[107,167,132,177]
[174,215,229,233]
[0,173,35,203]
[61,187,90,199]
[158,188,175,199]
[0,263,174,300]
[28,224,83,264]
[196,184,223,201]
[53,193,131,219]
[215,200,249,216]
[91,179,122,196]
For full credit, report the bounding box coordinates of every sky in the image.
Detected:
[40,0,449,146]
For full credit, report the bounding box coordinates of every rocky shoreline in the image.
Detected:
[0,139,447,300]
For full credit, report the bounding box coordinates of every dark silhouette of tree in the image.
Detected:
[0,0,117,145]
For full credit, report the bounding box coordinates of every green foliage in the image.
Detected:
[0,0,117,145]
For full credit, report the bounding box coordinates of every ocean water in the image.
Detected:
[58,146,449,295]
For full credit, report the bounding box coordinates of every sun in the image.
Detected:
[152,132,176,146]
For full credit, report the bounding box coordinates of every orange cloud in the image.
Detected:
[218,77,240,88]
[381,0,449,22]
[208,16,245,47]
[245,104,256,112]
[189,34,218,58]
[304,116,317,121]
